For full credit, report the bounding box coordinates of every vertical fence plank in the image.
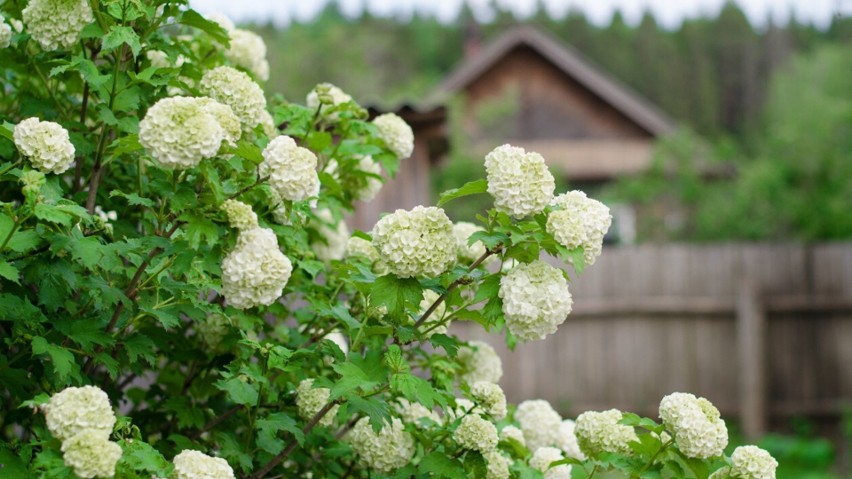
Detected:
[737,277,767,440]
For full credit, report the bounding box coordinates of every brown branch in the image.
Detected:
[251,400,342,479]
[191,404,243,440]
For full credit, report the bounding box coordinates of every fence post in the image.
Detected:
[737,277,767,440]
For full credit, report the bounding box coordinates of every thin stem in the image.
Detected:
[191,404,243,440]
[636,438,672,476]
[251,400,342,479]
[227,174,268,200]
[412,247,498,331]
[0,213,31,253]
[0,159,22,178]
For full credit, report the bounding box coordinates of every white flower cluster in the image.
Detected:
[196,314,231,351]
[45,386,116,441]
[352,156,383,201]
[715,446,778,479]
[45,386,121,478]
[659,392,728,459]
[345,236,379,263]
[295,379,338,427]
[454,414,498,453]
[515,399,563,451]
[484,144,555,218]
[173,450,235,479]
[395,398,439,428]
[471,381,507,419]
[372,206,455,278]
[307,83,353,122]
[259,110,278,138]
[418,290,448,338]
[139,97,233,169]
[0,15,12,49]
[530,447,572,479]
[500,425,526,446]
[199,66,266,131]
[221,199,258,230]
[453,222,488,263]
[14,118,75,174]
[22,0,93,50]
[348,417,415,473]
[547,191,612,267]
[260,136,320,202]
[457,340,503,385]
[310,208,349,262]
[499,260,573,342]
[484,450,512,479]
[372,113,414,159]
[575,409,638,456]
[197,97,241,147]
[60,429,122,479]
[221,227,292,309]
[225,29,269,81]
[556,419,586,460]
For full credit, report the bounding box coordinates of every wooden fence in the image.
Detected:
[453,243,852,439]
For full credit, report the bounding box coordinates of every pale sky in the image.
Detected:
[189,0,850,29]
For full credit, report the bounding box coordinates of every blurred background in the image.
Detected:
[193,0,851,476]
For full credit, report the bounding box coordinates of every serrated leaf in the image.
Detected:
[437,179,488,207]
[0,260,20,284]
[216,378,258,406]
[419,451,466,478]
[330,362,374,399]
[473,273,501,304]
[111,190,154,207]
[102,25,142,57]
[231,140,263,164]
[429,333,460,356]
[256,413,303,453]
[384,345,408,374]
[31,336,79,382]
[179,9,230,46]
[347,396,390,431]
[370,275,423,321]
[121,440,169,475]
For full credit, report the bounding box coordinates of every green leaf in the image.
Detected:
[370,275,423,321]
[110,190,154,208]
[429,333,460,356]
[34,204,73,225]
[568,247,587,274]
[102,25,142,57]
[113,86,141,113]
[216,377,258,406]
[437,179,488,207]
[256,413,303,453]
[31,336,79,382]
[0,444,29,478]
[121,440,169,475]
[232,140,263,164]
[390,373,443,409]
[179,10,230,45]
[0,260,20,284]
[473,274,501,304]
[419,451,466,478]
[384,345,408,374]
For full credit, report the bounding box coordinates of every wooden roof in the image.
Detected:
[434,25,675,137]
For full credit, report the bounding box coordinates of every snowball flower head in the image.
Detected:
[196,314,232,351]
[60,430,122,479]
[348,417,415,473]
[372,113,414,159]
[139,97,226,169]
[45,386,115,442]
[727,446,778,479]
[372,206,455,278]
[221,200,258,230]
[296,379,338,427]
[557,419,586,460]
[453,221,488,263]
[22,0,93,50]
[258,110,278,138]
[14,118,75,174]
[548,191,612,267]
[454,414,499,453]
[345,236,380,263]
[0,16,12,49]
[575,409,638,456]
[418,290,448,338]
[395,399,440,428]
[197,97,241,147]
[225,28,269,81]
[471,381,507,419]
[200,66,266,131]
[515,399,563,451]
[310,208,349,262]
[659,392,728,459]
[484,450,511,479]
[531,447,572,479]
[221,227,293,309]
[260,136,320,202]
[457,340,503,385]
[173,450,235,479]
[485,144,555,218]
[499,260,573,342]
[500,425,526,446]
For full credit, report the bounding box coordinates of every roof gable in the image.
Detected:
[434,25,675,137]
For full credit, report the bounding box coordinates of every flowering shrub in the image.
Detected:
[0,2,775,478]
